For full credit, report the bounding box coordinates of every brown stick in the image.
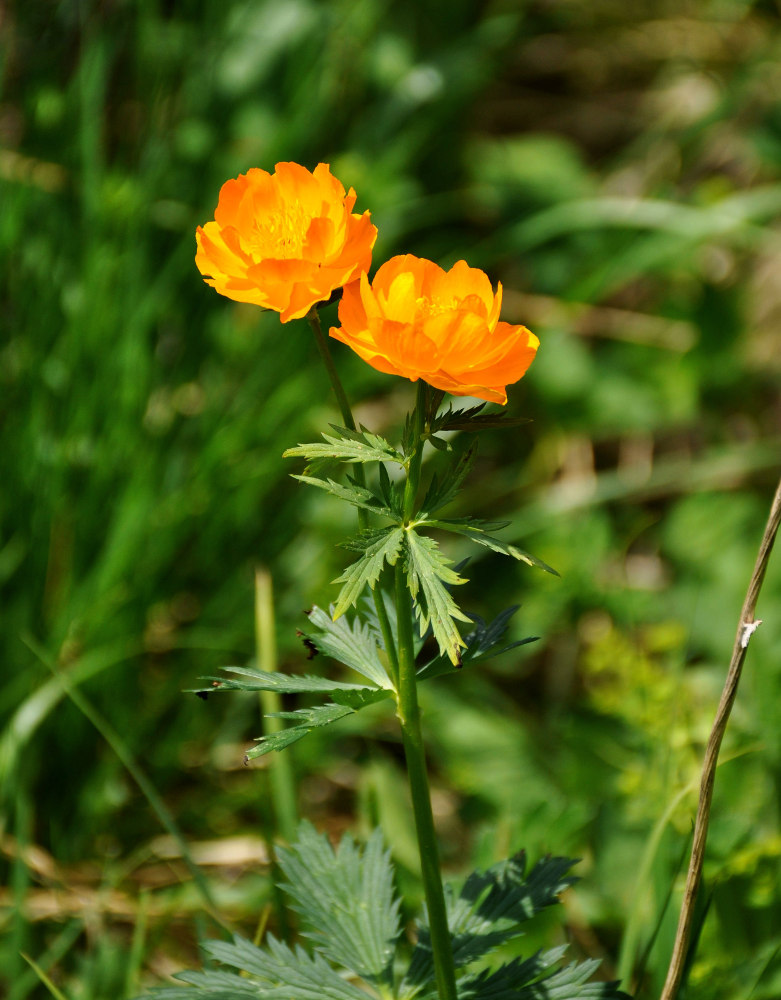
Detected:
[659,475,781,1000]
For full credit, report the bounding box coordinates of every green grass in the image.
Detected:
[3,0,781,996]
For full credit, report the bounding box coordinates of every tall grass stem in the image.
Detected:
[660,473,781,1000]
[254,567,298,843]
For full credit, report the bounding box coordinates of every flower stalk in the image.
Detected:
[395,383,458,1000]
[306,307,398,678]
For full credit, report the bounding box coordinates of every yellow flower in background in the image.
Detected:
[330,254,539,404]
[195,162,377,323]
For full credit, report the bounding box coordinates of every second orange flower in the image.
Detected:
[330,255,539,404]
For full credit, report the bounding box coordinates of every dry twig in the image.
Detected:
[660,474,781,1000]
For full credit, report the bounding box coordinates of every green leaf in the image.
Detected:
[189,666,381,697]
[406,853,578,986]
[291,474,398,520]
[458,952,630,999]
[303,605,393,688]
[417,605,538,681]
[419,444,477,518]
[333,527,404,619]
[423,519,559,575]
[201,935,371,1000]
[277,822,401,985]
[404,529,471,666]
[430,402,532,434]
[246,694,390,760]
[284,425,406,466]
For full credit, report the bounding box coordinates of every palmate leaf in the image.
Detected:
[277,823,401,986]
[136,825,630,1000]
[405,853,578,988]
[283,425,406,467]
[423,518,559,576]
[245,693,390,760]
[333,526,404,619]
[404,529,471,666]
[303,605,392,688]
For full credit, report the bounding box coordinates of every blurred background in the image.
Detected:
[2,0,781,996]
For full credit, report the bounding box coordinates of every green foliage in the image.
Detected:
[244,698,388,760]
[284,426,407,467]
[422,519,559,576]
[303,604,393,688]
[139,824,627,1000]
[6,0,781,993]
[333,526,405,618]
[292,474,398,519]
[417,605,538,681]
[404,529,472,665]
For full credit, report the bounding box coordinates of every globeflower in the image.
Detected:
[195,162,377,322]
[329,255,539,404]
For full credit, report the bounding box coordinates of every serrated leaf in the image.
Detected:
[277,822,401,985]
[431,403,532,433]
[406,853,579,987]
[424,519,559,575]
[284,426,406,466]
[292,474,398,520]
[419,444,477,518]
[246,694,389,760]
[189,666,380,697]
[333,527,404,619]
[404,529,470,666]
[458,951,629,999]
[303,605,392,688]
[201,935,371,1000]
[417,605,538,681]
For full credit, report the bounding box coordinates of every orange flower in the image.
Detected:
[195,163,377,323]
[330,255,539,404]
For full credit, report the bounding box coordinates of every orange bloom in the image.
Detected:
[195,163,377,323]
[330,255,539,404]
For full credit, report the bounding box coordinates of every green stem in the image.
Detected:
[395,382,458,1000]
[305,306,398,678]
[404,382,428,521]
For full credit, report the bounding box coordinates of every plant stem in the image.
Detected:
[659,473,781,1000]
[305,306,398,678]
[395,382,458,1000]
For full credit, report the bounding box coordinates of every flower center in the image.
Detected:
[255,205,310,259]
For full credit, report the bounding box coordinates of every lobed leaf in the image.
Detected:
[277,822,402,986]
[189,666,379,697]
[201,935,371,1000]
[419,443,477,519]
[303,605,392,688]
[430,402,532,434]
[404,529,471,666]
[458,951,630,999]
[406,853,579,987]
[417,605,538,681]
[245,694,390,760]
[284,425,406,467]
[423,518,559,576]
[333,527,404,619]
[291,474,398,520]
